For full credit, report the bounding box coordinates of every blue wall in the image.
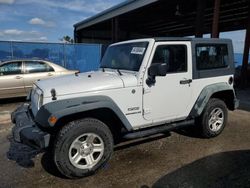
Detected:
[0,41,101,72]
[1,41,248,71]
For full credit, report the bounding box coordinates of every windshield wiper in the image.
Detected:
[117,69,122,76]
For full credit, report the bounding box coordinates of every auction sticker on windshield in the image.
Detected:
[131,47,146,55]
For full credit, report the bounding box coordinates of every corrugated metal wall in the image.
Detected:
[0,41,101,72]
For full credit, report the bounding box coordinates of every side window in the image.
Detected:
[0,62,22,76]
[196,44,229,70]
[25,61,54,73]
[152,45,187,73]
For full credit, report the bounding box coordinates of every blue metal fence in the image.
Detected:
[0,41,101,72]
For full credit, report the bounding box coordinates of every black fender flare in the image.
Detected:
[188,82,236,118]
[35,96,133,131]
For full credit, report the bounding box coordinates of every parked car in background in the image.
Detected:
[0,59,79,99]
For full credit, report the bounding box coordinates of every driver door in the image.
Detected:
[0,61,25,98]
[143,42,193,122]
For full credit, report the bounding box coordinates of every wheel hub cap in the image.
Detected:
[208,107,224,132]
[80,143,93,155]
[68,133,104,169]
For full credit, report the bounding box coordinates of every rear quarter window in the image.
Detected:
[196,44,229,70]
[24,61,54,73]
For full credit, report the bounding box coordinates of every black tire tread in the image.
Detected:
[53,118,113,178]
[200,98,228,138]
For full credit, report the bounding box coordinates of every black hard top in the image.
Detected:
[154,37,232,43]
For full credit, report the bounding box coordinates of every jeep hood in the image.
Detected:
[35,71,137,97]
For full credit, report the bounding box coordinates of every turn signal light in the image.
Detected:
[49,116,57,125]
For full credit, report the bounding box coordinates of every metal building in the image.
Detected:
[74,0,250,85]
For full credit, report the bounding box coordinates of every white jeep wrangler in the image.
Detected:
[12,38,239,178]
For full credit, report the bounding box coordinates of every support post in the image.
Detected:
[73,28,79,43]
[211,0,220,38]
[111,17,119,43]
[195,0,205,38]
[241,3,250,87]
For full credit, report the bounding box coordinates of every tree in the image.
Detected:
[60,35,74,43]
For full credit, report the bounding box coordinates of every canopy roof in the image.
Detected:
[74,0,249,43]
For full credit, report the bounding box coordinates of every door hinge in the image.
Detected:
[143,88,151,94]
[143,108,151,115]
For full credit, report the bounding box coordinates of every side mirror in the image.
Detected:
[146,63,167,86]
[148,63,168,77]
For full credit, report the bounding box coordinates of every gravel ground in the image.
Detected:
[0,94,250,188]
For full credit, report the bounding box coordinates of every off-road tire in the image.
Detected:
[53,118,113,178]
[199,98,228,138]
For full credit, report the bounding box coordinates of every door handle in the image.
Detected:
[48,73,53,76]
[15,76,22,79]
[180,79,192,85]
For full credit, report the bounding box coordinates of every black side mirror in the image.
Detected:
[148,63,168,77]
[146,63,167,86]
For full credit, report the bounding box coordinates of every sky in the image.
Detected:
[206,30,246,54]
[0,0,123,42]
[0,0,246,54]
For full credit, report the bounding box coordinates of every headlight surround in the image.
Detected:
[34,86,43,110]
[38,93,44,109]
[26,89,32,101]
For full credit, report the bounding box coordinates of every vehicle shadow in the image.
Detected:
[115,132,171,151]
[7,130,203,179]
[235,88,250,112]
[7,136,41,168]
[7,135,66,178]
[173,126,204,139]
[150,150,250,188]
[238,103,250,112]
[40,151,67,179]
[40,133,172,179]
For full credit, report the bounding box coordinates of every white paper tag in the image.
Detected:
[131,47,146,55]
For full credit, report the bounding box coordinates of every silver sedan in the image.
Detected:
[0,59,78,99]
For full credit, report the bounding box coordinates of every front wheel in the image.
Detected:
[199,98,228,138]
[53,118,113,178]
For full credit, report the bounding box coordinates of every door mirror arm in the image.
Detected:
[146,75,156,86]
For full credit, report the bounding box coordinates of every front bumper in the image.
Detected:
[11,103,50,149]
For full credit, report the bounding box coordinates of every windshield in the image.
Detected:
[100,42,149,71]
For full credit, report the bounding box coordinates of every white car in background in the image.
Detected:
[0,59,78,99]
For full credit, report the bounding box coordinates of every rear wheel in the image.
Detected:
[199,98,228,138]
[53,118,113,178]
